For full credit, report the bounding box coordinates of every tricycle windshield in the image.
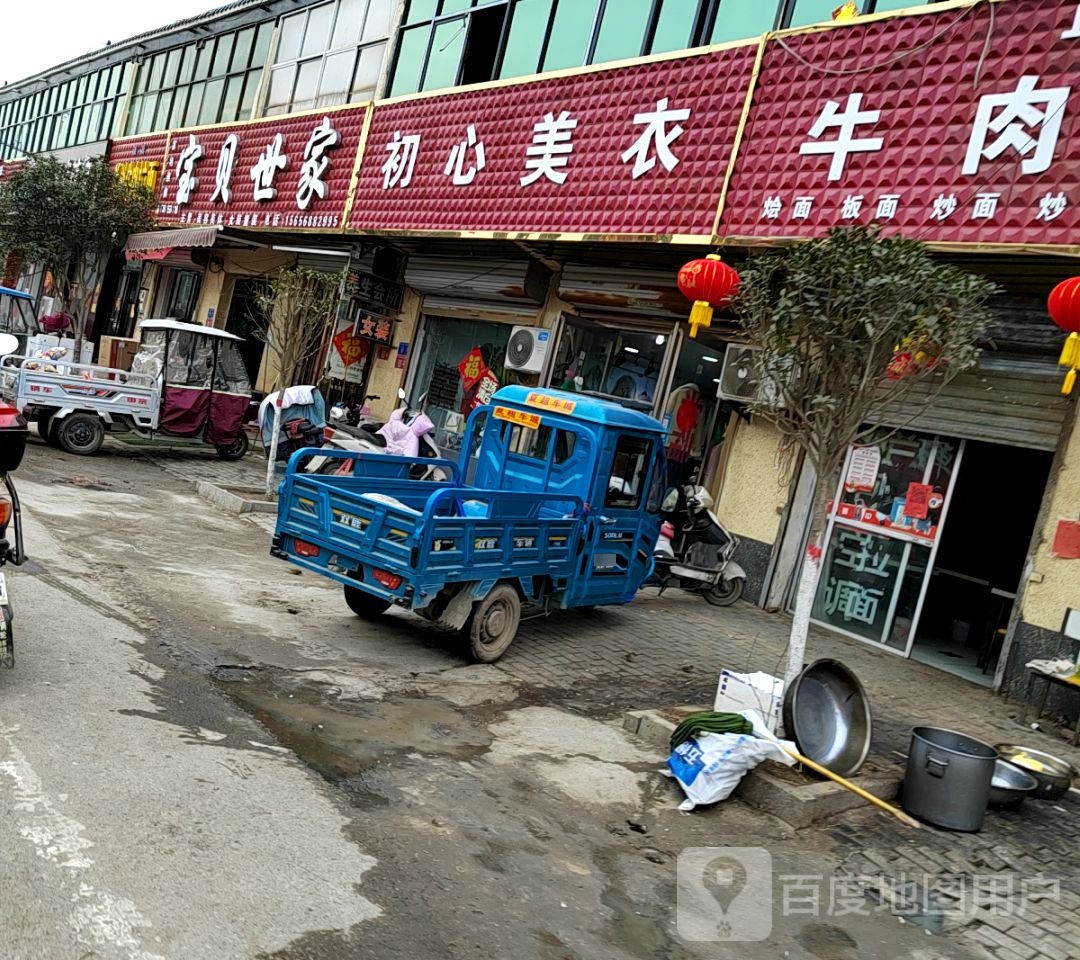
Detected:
[213,340,251,395]
[165,331,215,388]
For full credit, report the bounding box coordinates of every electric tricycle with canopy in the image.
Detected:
[272,386,668,662]
[1,319,252,458]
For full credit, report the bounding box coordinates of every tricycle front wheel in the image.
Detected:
[344,584,391,619]
[464,584,521,663]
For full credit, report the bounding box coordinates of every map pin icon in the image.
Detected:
[703,855,749,917]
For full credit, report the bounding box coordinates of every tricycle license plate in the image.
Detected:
[0,572,9,607]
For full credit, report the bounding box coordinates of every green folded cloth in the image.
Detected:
[670,711,754,750]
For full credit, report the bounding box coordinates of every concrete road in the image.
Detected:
[0,507,379,959]
[0,441,990,960]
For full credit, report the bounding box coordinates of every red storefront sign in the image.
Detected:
[155,105,368,231]
[349,45,758,238]
[718,0,1080,247]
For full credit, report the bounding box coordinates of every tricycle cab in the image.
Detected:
[133,319,252,453]
[466,386,668,607]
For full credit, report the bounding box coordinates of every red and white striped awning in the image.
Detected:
[124,226,221,261]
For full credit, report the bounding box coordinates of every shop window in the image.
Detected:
[499,0,549,78]
[605,435,652,510]
[591,0,653,64]
[267,0,390,113]
[542,0,599,72]
[652,0,700,54]
[423,17,468,90]
[711,0,781,42]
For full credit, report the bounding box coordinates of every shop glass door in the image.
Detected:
[808,430,964,656]
[408,316,515,458]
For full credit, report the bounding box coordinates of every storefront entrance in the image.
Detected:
[798,430,1052,685]
[406,315,518,457]
[910,441,1051,683]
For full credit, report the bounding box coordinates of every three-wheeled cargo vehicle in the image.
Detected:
[273,386,668,661]
[1,319,251,458]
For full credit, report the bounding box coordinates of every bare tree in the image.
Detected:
[254,265,344,494]
[733,227,996,686]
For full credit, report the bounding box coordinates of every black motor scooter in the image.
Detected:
[650,482,745,606]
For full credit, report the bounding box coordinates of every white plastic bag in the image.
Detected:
[667,731,795,812]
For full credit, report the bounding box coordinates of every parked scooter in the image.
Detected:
[650,483,745,606]
[309,389,447,480]
[0,333,28,667]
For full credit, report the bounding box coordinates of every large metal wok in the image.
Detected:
[782,659,872,778]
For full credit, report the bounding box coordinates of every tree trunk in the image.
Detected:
[265,391,283,498]
[782,484,835,689]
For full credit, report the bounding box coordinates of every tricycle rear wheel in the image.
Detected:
[344,584,391,619]
[464,584,521,663]
[57,413,105,456]
[216,432,250,461]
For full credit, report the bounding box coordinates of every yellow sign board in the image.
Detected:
[493,406,541,430]
[525,392,576,415]
[115,159,160,191]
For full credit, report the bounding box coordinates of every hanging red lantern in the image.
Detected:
[1047,277,1080,396]
[677,254,740,338]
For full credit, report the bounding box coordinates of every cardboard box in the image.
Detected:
[98,336,140,372]
[714,670,784,732]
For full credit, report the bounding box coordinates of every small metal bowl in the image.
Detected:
[995,744,1077,802]
[988,759,1038,811]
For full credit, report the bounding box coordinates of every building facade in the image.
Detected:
[2,0,1079,704]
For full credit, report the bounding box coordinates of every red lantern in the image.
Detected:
[677,254,740,338]
[1047,277,1080,396]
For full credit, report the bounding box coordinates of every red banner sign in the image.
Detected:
[349,45,757,239]
[718,0,1080,247]
[154,105,368,231]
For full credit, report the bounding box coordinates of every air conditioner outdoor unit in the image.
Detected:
[505,326,551,374]
[717,343,785,407]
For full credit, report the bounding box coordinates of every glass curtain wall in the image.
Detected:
[124,24,273,135]
[0,63,132,160]
[265,0,393,115]
[389,0,944,95]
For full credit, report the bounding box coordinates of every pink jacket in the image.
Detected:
[376,409,434,457]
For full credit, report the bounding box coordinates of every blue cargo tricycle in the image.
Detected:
[272,386,668,661]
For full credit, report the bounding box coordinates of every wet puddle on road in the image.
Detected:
[215,672,493,804]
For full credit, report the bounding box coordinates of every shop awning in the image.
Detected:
[124,226,221,261]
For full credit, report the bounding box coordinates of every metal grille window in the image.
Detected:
[124,24,272,135]
[265,0,391,115]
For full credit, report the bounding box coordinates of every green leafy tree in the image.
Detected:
[0,155,155,342]
[254,265,345,494]
[733,227,997,685]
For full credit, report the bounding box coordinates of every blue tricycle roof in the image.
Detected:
[491,385,667,434]
[0,287,31,300]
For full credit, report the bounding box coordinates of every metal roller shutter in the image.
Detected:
[879,357,1070,451]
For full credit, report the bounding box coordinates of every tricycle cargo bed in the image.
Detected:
[275,468,584,606]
